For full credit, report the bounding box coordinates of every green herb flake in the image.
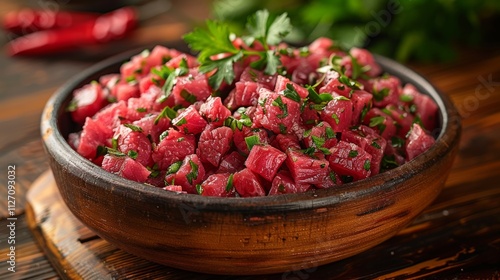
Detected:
[331,113,340,125]
[279,123,287,134]
[348,150,358,158]
[196,184,203,195]
[311,135,325,148]
[107,148,125,157]
[155,106,178,125]
[272,96,289,118]
[175,117,187,126]
[325,127,336,139]
[180,89,197,104]
[159,130,169,141]
[400,94,414,102]
[278,183,286,193]
[328,171,337,184]
[125,75,137,83]
[186,160,199,184]
[245,135,260,151]
[306,86,333,104]
[283,83,301,102]
[136,107,147,113]
[66,100,77,112]
[128,150,138,160]
[225,174,234,192]
[123,123,143,132]
[369,116,385,128]
[166,161,182,175]
[363,160,371,171]
[391,136,405,148]
[372,88,390,102]
[371,141,381,149]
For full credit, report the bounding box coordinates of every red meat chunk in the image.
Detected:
[285,149,329,185]
[172,105,208,135]
[152,128,196,170]
[405,123,436,160]
[172,69,211,107]
[269,171,310,195]
[69,82,107,125]
[77,117,112,160]
[341,125,387,175]
[245,144,287,182]
[199,96,231,127]
[102,155,150,183]
[165,154,205,194]
[199,173,236,197]
[274,75,308,98]
[197,126,233,167]
[328,141,372,181]
[233,168,266,197]
[114,124,153,167]
[362,108,397,140]
[320,96,353,132]
[233,126,269,155]
[254,88,301,135]
[303,122,338,149]
[217,151,246,174]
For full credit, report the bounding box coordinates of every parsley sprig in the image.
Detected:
[183,10,292,90]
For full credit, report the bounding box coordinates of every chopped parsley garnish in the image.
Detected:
[245,135,261,151]
[369,116,386,133]
[186,160,199,184]
[372,87,390,102]
[96,145,108,157]
[272,96,288,118]
[391,136,405,148]
[363,160,371,171]
[226,174,234,192]
[107,147,125,157]
[349,54,370,80]
[183,10,291,90]
[166,161,182,175]
[123,123,143,132]
[128,150,138,160]
[175,117,187,126]
[279,123,287,134]
[66,100,77,112]
[306,86,333,104]
[325,127,336,139]
[155,106,178,125]
[400,94,414,102]
[224,115,252,130]
[348,150,358,158]
[360,104,370,121]
[331,113,340,125]
[136,107,147,113]
[196,184,203,195]
[381,155,399,171]
[278,183,286,193]
[283,83,301,102]
[371,141,381,149]
[180,89,197,104]
[159,130,169,141]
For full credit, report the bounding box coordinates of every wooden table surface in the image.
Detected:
[0,1,499,279]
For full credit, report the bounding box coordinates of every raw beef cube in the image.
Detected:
[274,75,308,98]
[172,69,212,107]
[172,105,207,135]
[320,96,353,132]
[245,144,287,182]
[115,124,153,167]
[152,128,195,170]
[268,171,310,195]
[285,149,329,185]
[69,82,108,125]
[165,154,205,194]
[197,126,233,167]
[199,173,236,197]
[77,117,112,160]
[362,108,397,140]
[199,96,231,126]
[328,141,372,181]
[217,151,246,174]
[233,168,266,197]
[405,123,435,160]
[102,155,150,183]
[233,126,269,155]
[303,121,338,149]
[341,125,387,175]
[254,88,301,135]
[350,90,372,125]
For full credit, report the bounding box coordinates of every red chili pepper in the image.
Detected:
[6,7,137,56]
[3,9,99,35]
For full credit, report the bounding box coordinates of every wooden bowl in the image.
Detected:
[40,48,461,275]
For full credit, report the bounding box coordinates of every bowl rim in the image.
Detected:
[41,46,461,213]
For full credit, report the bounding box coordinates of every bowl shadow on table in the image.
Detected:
[40,46,461,275]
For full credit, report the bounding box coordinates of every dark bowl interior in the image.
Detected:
[41,44,461,274]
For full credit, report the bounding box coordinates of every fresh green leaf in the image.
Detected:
[272,96,288,118]
[123,123,143,132]
[400,94,414,102]
[155,106,178,125]
[245,135,260,151]
[283,83,301,102]
[226,174,234,192]
[166,161,182,175]
[363,159,371,171]
[325,127,336,139]
[348,150,358,158]
[331,113,340,125]
[306,86,333,104]
[186,160,199,184]
[372,87,390,102]
[128,150,138,160]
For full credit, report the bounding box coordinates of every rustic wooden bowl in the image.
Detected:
[40,48,461,275]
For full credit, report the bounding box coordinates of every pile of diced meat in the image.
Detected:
[67,37,438,197]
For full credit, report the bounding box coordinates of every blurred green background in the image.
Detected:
[210,0,500,62]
